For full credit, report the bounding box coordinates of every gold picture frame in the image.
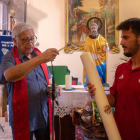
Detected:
[64,0,119,53]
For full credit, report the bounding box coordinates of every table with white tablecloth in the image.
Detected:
[54,85,90,140]
[53,85,110,140]
[54,85,110,117]
[54,85,90,118]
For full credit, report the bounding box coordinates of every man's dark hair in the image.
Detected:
[116,18,140,37]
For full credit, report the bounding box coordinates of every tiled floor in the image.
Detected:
[0,117,36,140]
[0,117,12,140]
[0,126,12,140]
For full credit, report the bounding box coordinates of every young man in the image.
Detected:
[0,22,59,140]
[87,18,140,140]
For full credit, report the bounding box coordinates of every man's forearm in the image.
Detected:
[4,48,58,82]
[4,56,41,82]
[106,94,116,107]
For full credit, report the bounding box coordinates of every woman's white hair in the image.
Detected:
[12,22,34,38]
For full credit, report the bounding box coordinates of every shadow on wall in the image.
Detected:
[54,0,65,49]
[27,3,47,35]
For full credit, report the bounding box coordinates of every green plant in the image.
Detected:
[112,56,130,70]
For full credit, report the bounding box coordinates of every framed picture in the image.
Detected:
[64,0,119,53]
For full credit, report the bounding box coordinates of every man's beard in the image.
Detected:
[91,31,99,38]
[123,39,139,57]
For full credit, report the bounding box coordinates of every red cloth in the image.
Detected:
[110,59,140,140]
[79,25,89,38]
[34,48,53,139]
[12,46,52,140]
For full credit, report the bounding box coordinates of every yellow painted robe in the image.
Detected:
[83,34,108,87]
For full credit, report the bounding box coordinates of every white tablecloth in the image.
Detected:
[54,85,110,118]
[54,85,90,118]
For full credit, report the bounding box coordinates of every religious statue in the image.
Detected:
[83,23,109,87]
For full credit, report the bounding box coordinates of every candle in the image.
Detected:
[65,75,72,89]
[80,52,122,140]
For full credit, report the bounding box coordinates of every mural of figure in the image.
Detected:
[71,22,79,43]
[78,15,89,42]
[83,23,109,87]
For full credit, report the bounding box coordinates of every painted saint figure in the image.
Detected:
[78,15,89,42]
[83,23,109,87]
[71,22,79,43]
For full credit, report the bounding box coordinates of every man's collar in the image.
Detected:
[126,58,131,67]
[17,48,24,59]
[126,58,140,70]
[126,58,133,70]
[16,47,37,60]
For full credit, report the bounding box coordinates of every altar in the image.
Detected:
[54,85,110,140]
[54,85,90,117]
[54,85,90,140]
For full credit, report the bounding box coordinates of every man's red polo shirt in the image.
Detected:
[110,59,140,140]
